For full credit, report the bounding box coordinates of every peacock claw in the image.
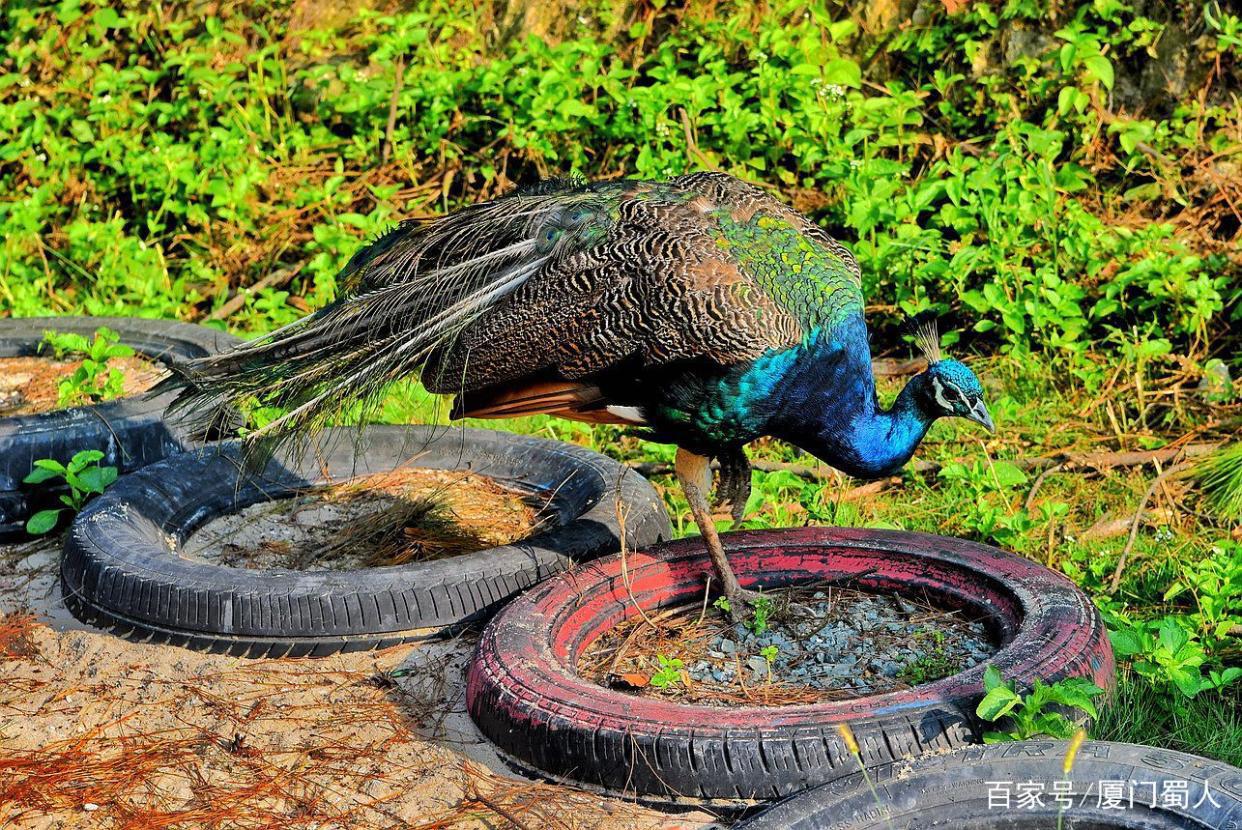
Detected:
[714,449,752,527]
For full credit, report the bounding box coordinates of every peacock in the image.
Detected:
[172,172,993,618]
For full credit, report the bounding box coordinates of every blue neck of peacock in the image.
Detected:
[824,374,934,479]
[772,325,935,479]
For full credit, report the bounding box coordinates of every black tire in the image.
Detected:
[740,740,1242,829]
[0,316,243,538]
[61,425,671,657]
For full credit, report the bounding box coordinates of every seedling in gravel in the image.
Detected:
[649,655,684,688]
[899,629,956,684]
[23,450,118,535]
[976,666,1105,742]
[39,327,134,407]
[747,595,775,635]
[760,644,779,681]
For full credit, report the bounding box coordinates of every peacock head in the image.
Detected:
[907,315,993,432]
[919,359,993,432]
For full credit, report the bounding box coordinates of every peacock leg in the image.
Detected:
[675,447,759,622]
[714,448,752,526]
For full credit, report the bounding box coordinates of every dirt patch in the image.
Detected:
[0,354,166,416]
[182,468,546,571]
[579,586,998,707]
[0,530,707,829]
[0,611,700,830]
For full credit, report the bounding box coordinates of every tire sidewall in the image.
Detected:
[0,317,243,536]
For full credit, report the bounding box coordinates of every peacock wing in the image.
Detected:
[430,174,864,398]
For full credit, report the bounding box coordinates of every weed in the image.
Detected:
[759,644,779,682]
[976,666,1106,742]
[648,655,684,689]
[898,630,957,685]
[39,327,134,407]
[23,450,118,535]
[747,595,775,636]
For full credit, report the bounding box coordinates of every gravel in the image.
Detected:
[682,588,998,694]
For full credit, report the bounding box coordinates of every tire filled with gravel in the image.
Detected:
[467,528,1115,805]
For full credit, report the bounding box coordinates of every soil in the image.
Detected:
[579,585,998,707]
[0,534,710,830]
[182,468,545,571]
[0,354,166,416]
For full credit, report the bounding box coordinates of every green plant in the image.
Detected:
[747,595,775,636]
[759,643,779,682]
[1109,617,1241,699]
[22,450,118,535]
[39,327,134,407]
[898,630,956,685]
[713,592,775,635]
[1194,443,1242,523]
[648,654,684,689]
[976,666,1106,742]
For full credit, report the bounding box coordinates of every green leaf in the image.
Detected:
[1108,628,1144,656]
[76,465,116,494]
[1029,711,1075,739]
[1083,55,1114,90]
[983,664,1006,692]
[821,59,861,88]
[989,461,1028,488]
[1158,619,1189,653]
[1171,670,1208,699]
[976,686,1022,721]
[26,509,63,535]
[70,450,105,470]
[93,7,122,28]
[1107,626,1142,656]
[23,467,62,485]
[1046,679,1102,718]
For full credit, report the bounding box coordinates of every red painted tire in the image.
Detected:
[466,527,1115,805]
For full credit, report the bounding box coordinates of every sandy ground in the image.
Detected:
[0,355,166,416]
[0,535,717,829]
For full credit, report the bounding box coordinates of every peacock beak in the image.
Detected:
[967,400,995,433]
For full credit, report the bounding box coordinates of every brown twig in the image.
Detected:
[207,265,302,321]
[1024,463,1064,512]
[1108,460,1193,593]
[615,487,658,629]
[380,55,406,166]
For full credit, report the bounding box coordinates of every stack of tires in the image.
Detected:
[1,317,243,538]
[461,531,1242,827]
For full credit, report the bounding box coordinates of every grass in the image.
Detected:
[1095,674,1242,766]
